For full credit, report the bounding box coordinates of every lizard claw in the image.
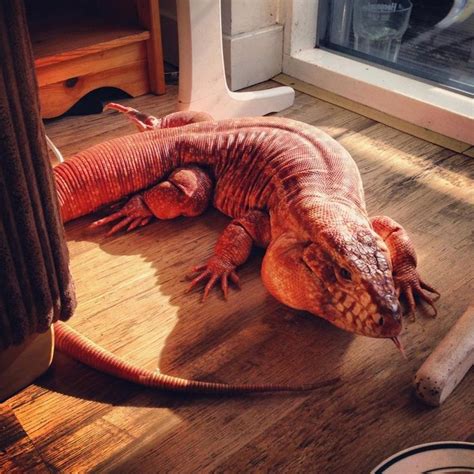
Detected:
[186,259,240,301]
[395,270,439,320]
[90,195,152,236]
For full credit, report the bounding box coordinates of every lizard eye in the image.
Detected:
[339,267,352,281]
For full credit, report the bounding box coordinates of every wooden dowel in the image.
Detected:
[414,304,474,406]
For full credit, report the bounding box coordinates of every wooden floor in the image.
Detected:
[3,82,474,473]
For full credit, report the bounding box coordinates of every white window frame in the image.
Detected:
[281,0,474,144]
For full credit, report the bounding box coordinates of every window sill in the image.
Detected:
[283,48,473,145]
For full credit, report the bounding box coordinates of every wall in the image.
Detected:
[159,0,284,91]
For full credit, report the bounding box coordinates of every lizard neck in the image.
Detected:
[269,197,370,243]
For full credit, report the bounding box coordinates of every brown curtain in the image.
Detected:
[0,0,76,350]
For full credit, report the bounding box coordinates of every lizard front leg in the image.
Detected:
[104,103,214,132]
[371,215,440,318]
[188,210,271,301]
[91,167,213,236]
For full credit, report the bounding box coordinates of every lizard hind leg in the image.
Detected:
[104,102,214,132]
[371,215,440,319]
[91,166,213,236]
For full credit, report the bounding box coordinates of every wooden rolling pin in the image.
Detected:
[414,304,474,406]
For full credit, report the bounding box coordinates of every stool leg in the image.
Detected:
[176,0,295,119]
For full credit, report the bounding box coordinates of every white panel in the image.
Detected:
[225,25,284,90]
[224,0,279,36]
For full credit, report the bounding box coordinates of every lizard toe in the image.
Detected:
[401,285,417,321]
[414,285,438,317]
[203,275,219,302]
[185,260,240,300]
[420,279,440,300]
[186,270,211,293]
[140,217,152,227]
[90,210,123,229]
[127,217,143,232]
[397,271,439,320]
[229,271,241,290]
[106,216,134,237]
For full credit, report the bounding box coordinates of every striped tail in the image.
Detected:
[54,322,339,394]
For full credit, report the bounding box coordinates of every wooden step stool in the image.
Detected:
[26,0,165,118]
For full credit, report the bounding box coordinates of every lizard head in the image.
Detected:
[261,225,402,339]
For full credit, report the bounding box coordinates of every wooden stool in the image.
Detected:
[27,0,165,119]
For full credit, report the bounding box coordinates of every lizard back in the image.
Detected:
[55,117,366,224]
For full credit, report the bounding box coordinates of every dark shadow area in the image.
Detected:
[41,87,131,121]
[63,87,131,117]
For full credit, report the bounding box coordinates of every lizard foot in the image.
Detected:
[395,269,440,320]
[186,257,241,302]
[90,195,153,236]
[104,103,160,132]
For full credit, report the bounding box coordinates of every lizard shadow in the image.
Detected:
[51,207,354,408]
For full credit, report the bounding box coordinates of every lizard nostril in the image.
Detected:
[389,302,401,319]
[379,317,385,326]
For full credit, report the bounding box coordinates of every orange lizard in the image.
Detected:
[53,104,439,393]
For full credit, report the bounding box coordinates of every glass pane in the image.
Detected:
[318,0,474,96]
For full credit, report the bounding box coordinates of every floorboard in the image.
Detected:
[4,82,474,473]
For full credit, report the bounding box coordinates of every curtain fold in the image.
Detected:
[0,0,76,350]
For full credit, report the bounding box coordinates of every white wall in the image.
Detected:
[160,0,284,90]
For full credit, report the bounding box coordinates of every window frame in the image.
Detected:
[281,0,473,144]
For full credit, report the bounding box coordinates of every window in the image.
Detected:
[282,0,473,144]
[318,0,474,96]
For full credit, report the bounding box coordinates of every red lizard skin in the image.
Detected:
[52,104,439,393]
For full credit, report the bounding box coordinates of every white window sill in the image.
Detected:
[283,48,474,145]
